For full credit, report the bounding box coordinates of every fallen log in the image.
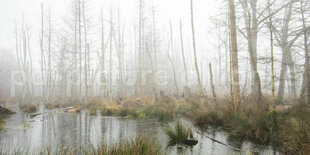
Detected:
[29,113,41,118]
[63,106,74,112]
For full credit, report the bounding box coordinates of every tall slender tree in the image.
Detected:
[268,0,275,108]
[190,0,204,104]
[180,21,189,100]
[229,0,241,111]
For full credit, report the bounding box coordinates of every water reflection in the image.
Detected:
[0,108,277,155]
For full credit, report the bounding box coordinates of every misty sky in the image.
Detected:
[0,0,222,62]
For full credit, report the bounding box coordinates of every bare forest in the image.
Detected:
[0,0,310,154]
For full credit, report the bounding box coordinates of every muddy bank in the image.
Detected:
[0,106,15,115]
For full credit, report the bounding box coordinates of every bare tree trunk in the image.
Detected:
[278,55,288,101]
[240,0,262,104]
[180,21,189,100]
[72,0,78,99]
[27,29,34,99]
[190,0,204,104]
[136,0,143,97]
[288,57,296,98]
[169,22,180,96]
[268,0,275,108]
[109,7,113,100]
[300,1,310,104]
[100,7,106,97]
[152,7,157,103]
[229,0,241,111]
[228,15,233,101]
[40,3,46,101]
[15,18,33,105]
[209,63,217,104]
[48,9,52,101]
[116,7,124,102]
[82,0,88,98]
[217,22,222,89]
[145,42,156,104]
[78,0,82,97]
[225,36,229,91]
[277,0,297,101]
[167,45,179,96]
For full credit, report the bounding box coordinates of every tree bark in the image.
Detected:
[82,0,88,98]
[276,0,298,101]
[78,0,82,96]
[268,0,275,108]
[229,0,241,111]
[180,21,189,100]
[239,0,262,104]
[209,63,217,104]
[300,1,310,104]
[190,0,204,104]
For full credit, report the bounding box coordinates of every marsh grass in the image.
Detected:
[141,105,174,122]
[45,97,177,122]
[279,103,310,154]
[46,103,61,109]
[0,115,5,130]
[20,104,39,113]
[39,96,310,153]
[163,121,189,146]
[46,102,80,110]
[0,135,164,155]
[96,135,163,155]
[191,96,310,154]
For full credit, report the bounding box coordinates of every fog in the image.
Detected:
[0,0,310,154]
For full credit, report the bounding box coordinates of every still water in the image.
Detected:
[0,106,277,155]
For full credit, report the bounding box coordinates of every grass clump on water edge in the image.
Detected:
[163,121,189,146]
[192,98,310,154]
[0,134,164,155]
[20,104,39,113]
[0,115,5,130]
[99,135,163,155]
[140,105,174,122]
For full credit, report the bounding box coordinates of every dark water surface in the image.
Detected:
[0,106,278,155]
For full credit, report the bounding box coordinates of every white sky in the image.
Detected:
[0,0,297,93]
[0,0,222,55]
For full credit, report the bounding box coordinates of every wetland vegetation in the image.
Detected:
[1,0,310,154]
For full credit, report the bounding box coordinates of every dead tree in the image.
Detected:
[40,3,46,101]
[209,63,217,104]
[82,0,88,98]
[268,0,276,108]
[229,0,241,111]
[168,22,180,96]
[190,0,205,104]
[180,21,189,100]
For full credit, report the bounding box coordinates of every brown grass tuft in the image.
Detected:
[20,104,39,113]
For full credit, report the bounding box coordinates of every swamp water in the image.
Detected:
[0,106,278,155]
